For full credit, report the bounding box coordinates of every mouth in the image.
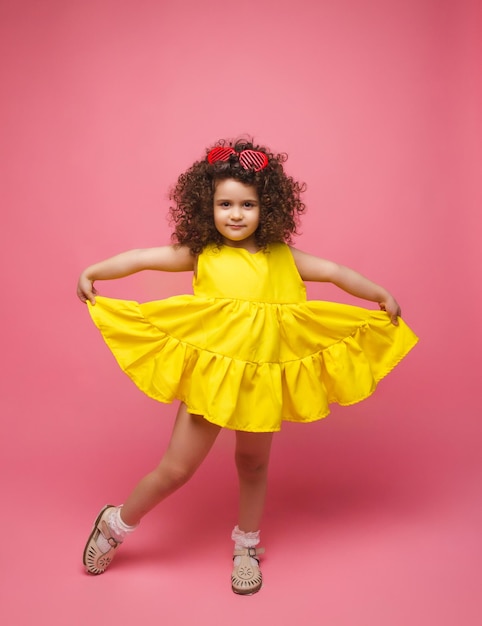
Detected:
[227,224,245,229]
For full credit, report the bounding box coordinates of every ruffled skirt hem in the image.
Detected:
[87,296,418,432]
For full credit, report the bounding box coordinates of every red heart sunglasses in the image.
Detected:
[207,146,269,172]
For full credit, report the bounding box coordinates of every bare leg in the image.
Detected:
[120,403,221,526]
[235,431,274,532]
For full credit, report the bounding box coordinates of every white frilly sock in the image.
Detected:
[231,525,261,566]
[109,506,138,538]
[96,506,138,554]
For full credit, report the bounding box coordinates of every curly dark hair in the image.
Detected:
[169,138,306,254]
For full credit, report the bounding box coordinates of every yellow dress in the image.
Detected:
[88,243,418,432]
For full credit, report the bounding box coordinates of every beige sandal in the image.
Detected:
[83,505,122,575]
[231,547,265,595]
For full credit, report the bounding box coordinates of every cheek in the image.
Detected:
[213,210,222,228]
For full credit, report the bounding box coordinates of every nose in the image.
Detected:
[230,205,243,220]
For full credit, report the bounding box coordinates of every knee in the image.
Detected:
[154,460,196,491]
[235,451,269,480]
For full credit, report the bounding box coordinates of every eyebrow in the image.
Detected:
[215,197,259,203]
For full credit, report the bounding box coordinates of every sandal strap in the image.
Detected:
[100,520,122,548]
[233,547,265,558]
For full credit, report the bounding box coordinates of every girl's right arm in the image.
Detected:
[77,245,195,304]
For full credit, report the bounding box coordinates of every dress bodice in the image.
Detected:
[193,243,307,303]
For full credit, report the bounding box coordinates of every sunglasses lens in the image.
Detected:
[239,150,269,172]
[207,147,235,164]
[207,147,268,171]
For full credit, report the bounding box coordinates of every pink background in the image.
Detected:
[1,0,481,624]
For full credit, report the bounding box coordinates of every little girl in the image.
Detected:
[77,139,417,595]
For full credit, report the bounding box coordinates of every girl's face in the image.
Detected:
[213,178,260,251]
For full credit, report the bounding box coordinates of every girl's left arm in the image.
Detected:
[290,247,401,325]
